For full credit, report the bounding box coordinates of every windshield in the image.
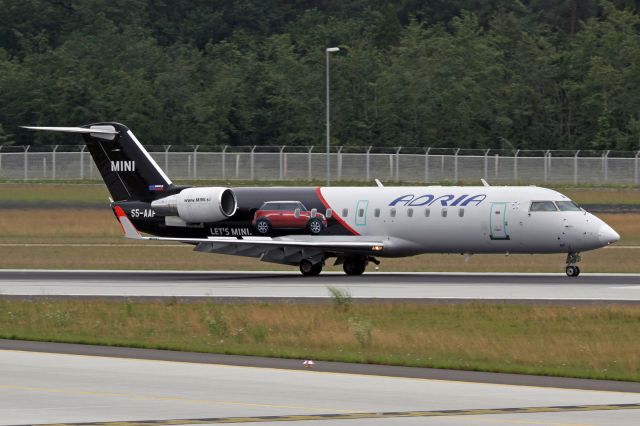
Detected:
[556,201,581,211]
[530,201,557,212]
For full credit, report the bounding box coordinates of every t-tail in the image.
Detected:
[22,122,175,201]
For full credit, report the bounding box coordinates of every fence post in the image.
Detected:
[573,150,580,185]
[337,146,343,181]
[222,145,228,180]
[514,149,520,183]
[164,145,171,174]
[192,145,199,179]
[544,150,550,184]
[424,147,431,183]
[279,146,285,180]
[395,147,401,182]
[80,145,86,180]
[23,146,30,181]
[494,154,499,178]
[0,146,3,177]
[635,150,640,185]
[307,146,314,181]
[603,150,610,183]
[366,146,372,182]
[483,149,490,181]
[454,148,460,183]
[51,145,58,180]
[250,146,256,181]
[235,153,240,178]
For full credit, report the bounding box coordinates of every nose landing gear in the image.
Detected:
[565,252,581,277]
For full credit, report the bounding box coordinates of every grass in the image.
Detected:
[1,183,639,206]
[0,209,638,271]
[1,299,639,382]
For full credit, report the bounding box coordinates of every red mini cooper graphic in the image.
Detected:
[252,201,327,235]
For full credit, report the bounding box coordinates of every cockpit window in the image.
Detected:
[555,201,581,211]
[530,201,558,212]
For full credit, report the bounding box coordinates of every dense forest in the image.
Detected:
[2,1,640,151]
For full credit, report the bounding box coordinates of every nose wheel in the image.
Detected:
[565,265,580,277]
[565,252,581,277]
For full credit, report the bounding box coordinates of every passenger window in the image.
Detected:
[458,208,464,218]
[390,208,396,218]
[556,201,581,211]
[374,208,380,217]
[441,208,448,217]
[358,208,364,218]
[407,208,413,218]
[424,208,430,218]
[530,201,557,212]
[342,208,348,217]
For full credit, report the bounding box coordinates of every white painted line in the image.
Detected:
[1,269,640,277]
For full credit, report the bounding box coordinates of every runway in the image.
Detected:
[1,269,640,302]
[1,344,639,425]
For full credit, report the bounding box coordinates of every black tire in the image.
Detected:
[307,217,324,235]
[343,257,367,276]
[300,260,322,276]
[565,265,579,277]
[254,218,271,235]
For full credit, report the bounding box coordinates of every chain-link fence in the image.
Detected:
[1,145,639,185]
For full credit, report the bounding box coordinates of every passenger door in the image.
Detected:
[490,202,510,240]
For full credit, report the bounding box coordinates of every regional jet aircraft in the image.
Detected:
[24,123,620,276]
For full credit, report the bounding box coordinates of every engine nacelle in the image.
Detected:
[151,187,237,223]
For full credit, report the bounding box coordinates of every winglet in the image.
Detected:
[113,206,142,239]
[375,179,384,188]
[481,178,490,187]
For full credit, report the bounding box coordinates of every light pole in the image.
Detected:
[326,46,340,186]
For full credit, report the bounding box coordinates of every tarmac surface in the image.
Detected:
[0,342,639,426]
[1,269,640,302]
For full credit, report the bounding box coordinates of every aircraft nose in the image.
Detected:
[599,224,620,246]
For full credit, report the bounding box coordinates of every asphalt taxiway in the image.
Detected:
[1,342,639,426]
[0,269,639,302]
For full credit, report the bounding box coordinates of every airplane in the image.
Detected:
[23,122,620,277]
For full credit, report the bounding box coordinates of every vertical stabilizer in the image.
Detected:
[23,122,175,201]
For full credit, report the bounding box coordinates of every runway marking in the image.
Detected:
[9,403,640,425]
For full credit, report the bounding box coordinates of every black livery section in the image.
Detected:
[80,122,182,201]
[115,187,352,239]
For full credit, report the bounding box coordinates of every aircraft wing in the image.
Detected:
[114,206,384,265]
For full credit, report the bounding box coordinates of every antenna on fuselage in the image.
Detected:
[481,179,490,187]
[375,179,384,188]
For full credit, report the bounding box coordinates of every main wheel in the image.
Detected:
[307,217,324,235]
[254,218,271,235]
[300,260,322,276]
[565,265,580,277]
[343,256,367,276]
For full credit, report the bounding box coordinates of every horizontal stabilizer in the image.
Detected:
[21,126,118,134]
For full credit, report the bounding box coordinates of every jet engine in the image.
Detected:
[151,187,237,223]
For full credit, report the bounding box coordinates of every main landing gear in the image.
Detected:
[342,256,380,276]
[565,252,581,277]
[299,259,322,276]
[299,256,380,276]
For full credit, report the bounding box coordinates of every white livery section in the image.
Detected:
[151,187,237,223]
[318,186,620,255]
